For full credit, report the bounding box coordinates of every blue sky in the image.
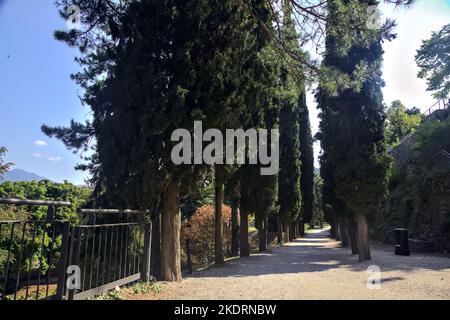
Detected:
[0,0,90,184]
[0,0,449,184]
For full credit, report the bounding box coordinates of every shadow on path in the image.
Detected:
[186,227,450,279]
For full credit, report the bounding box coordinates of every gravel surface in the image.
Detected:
[155,228,450,300]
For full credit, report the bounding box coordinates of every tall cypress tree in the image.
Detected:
[277,1,302,242]
[44,0,279,278]
[298,90,314,231]
[317,0,391,261]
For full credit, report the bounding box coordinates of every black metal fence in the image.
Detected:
[0,198,151,300]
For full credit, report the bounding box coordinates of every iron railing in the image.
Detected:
[389,99,450,166]
[0,198,71,300]
[0,199,152,300]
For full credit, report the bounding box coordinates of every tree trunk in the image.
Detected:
[289,223,296,241]
[277,215,283,245]
[299,219,305,237]
[214,165,225,265]
[347,215,358,255]
[283,221,290,243]
[330,217,336,238]
[239,208,249,257]
[356,213,371,262]
[340,217,348,247]
[150,205,161,280]
[334,216,341,241]
[160,179,182,281]
[231,199,239,256]
[257,216,267,252]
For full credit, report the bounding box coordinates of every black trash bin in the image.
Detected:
[394,228,410,256]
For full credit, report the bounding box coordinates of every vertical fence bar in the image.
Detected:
[67,227,81,300]
[13,223,28,300]
[101,226,108,285]
[35,230,47,300]
[141,222,152,282]
[55,221,70,300]
[114,225,120,281]
[88,227,96,289]
[24,225,37,300]
[2,223,16,298]
[45,227,56,298]
[81,228,89,291]
[95,227,103,287]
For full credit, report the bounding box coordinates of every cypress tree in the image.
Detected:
[44,0,279,277]
[317,0,391,261]
[277,1,302,242]
[298,90,314,233]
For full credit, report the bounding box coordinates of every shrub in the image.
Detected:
[181,204,232,265]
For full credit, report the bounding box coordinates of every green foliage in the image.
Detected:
[385,100,422,146]
[312,175,324,225]
[132,278,161,294]
[299,91,315,223]
[0,147,13,179]
[377,112,450,249]
[45,0,280,213]
[89,290,124,301]
[181,177,215,220]
[0,180,90,221]
[415,23,450,99]
[0,181,90,281]
[412,110,450,153]
[317,0,391,218]
[278,1,302,224]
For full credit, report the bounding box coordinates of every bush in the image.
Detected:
[181,204,232,265]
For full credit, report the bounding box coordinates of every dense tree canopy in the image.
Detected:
[298,92,314,225]
[317,0,392,261]
[416,23,450,99]
[277,1,302,241]
[385,100,422,147]
[30,0,417,282]
[0,147,13,179]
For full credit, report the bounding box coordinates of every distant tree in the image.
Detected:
[385,100,422,146]
[0,147,13,179]
[0,180,90,221]
[182,204,232,265]
[406,106,421,116]
[224,175,240,257]
[299,91,314,229]
[278,1,302,243]
[311,175,324,228]
[416,23,450,99]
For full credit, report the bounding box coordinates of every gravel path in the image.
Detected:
[157,228,450,300]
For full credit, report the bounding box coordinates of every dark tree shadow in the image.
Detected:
[186,228,450,279]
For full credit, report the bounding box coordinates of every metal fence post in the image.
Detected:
[67,227,81,300]
[55,221,70,300]
[141,222,152,282]
[46,205,56,221]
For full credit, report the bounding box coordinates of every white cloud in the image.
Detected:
[32,153,42,158]
[34,140,47,146]
[47,156,62,162]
